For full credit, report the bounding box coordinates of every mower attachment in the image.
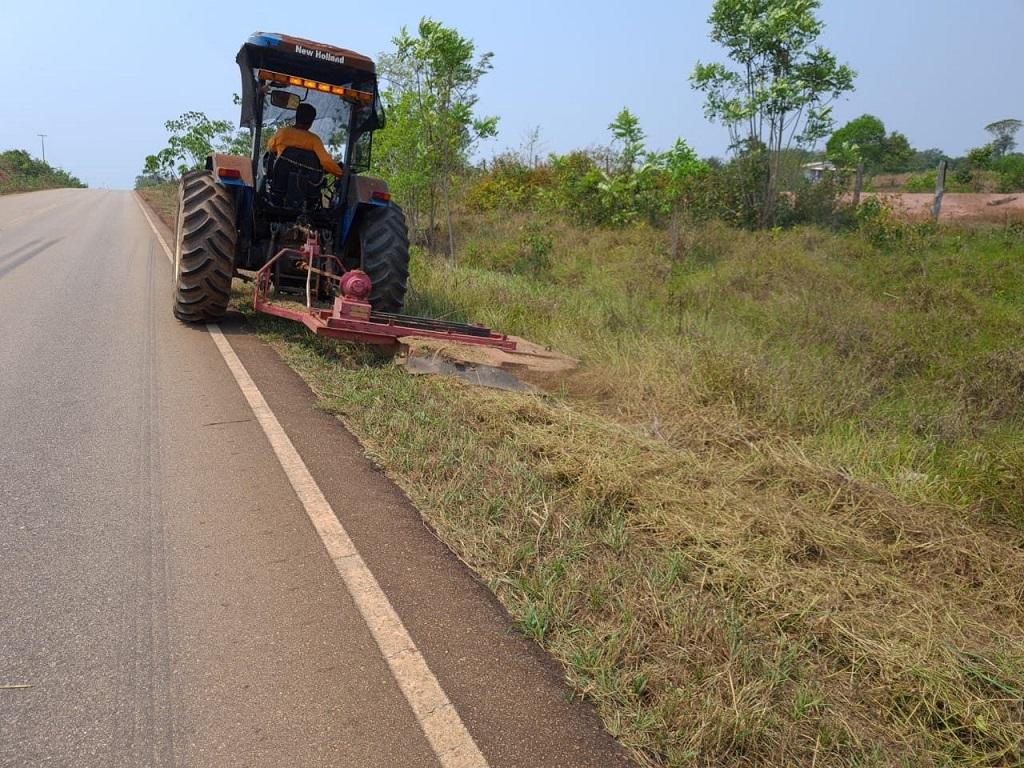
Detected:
[252,233,517,351]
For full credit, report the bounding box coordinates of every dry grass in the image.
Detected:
[142,182,1024,766]
[252,324,1024,766]
[423,212,1024,524]
[232,209,1024,767]
[137,184,177,228]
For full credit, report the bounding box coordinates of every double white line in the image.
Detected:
[135,195,489,768]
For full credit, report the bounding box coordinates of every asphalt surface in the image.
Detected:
[0,188,633,767]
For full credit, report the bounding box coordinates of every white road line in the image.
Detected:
[206,327,489,768]
[134,193,489,768]
[134,195,173,264]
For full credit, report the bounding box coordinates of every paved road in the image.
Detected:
[0,189,632,767]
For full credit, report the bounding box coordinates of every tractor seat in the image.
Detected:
[267,147,324,210]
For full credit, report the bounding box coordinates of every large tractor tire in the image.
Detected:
[172,170,237,323]
[357,203,410,314]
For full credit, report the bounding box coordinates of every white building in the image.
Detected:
[802,160,836,182]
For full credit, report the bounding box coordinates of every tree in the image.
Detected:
[691,0,855,227]
[985,119,1022,159]
[826,114,885,170]
[647,137,709,223]
[143,111,249,180]
[966,143,995,171]
[995,154,1024,192]
[608,108,645,173]
[378,18,497,259]
[519,126,545,169]
[880,131,914,172]
[826,116,915,173]
[908,148,947,172]
[371,90,433,237]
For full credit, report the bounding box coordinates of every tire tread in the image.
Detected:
[359,204,410,313]
[172,170,237,323]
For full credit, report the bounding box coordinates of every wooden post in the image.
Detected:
[669,205,680,261]
[932,160,947,221]
[852,163,865,208]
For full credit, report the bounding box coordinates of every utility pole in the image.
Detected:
[37,134,47,164]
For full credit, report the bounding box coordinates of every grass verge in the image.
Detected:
[146,184,1024,766]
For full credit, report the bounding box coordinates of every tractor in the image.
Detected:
[171,32,409,323]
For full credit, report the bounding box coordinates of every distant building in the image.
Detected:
[802,160,836,182]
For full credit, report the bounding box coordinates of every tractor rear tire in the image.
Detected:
[172,170,237,323]
[358,203,410,314]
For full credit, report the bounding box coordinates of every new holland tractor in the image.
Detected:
[171,32,409,323]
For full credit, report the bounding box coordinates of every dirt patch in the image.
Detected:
[137,184,177,229]
[862,192,1024,222]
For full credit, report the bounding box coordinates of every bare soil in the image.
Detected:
[862,191,1024,222]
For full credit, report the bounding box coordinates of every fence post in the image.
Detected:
[931,160,947,221]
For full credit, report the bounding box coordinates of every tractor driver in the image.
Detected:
[267,102,344,177]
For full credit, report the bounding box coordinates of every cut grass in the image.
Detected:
[249,316,1024,767]
[145,183,1024,765]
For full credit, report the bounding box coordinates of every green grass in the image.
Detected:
[433,213,1024,526]
[225,207,1024,767]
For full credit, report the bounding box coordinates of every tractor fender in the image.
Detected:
[338,175,394,247]
[205,153,254,188]
[350,175,392,206]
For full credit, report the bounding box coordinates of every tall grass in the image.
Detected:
[235,208,1024,767]
[418,212,1024,525]
[128,177,1024,765]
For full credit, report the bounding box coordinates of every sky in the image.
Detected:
[2,0,1021,189]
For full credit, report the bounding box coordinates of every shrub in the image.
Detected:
[542,151,612,227]
[965,143,995,171]
[0,149,86,194]
[856,197,904,246]
[780,175,849,228]
[995,155,1024,192]
[464,154,551,212]
[904,171,936,193]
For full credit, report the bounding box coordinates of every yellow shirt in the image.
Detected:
[267,126,344,177]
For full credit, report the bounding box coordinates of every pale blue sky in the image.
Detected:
[3,0,1021,188]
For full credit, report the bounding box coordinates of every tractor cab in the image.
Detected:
[234,33,385,217]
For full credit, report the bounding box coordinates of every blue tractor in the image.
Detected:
[172,32,409,323]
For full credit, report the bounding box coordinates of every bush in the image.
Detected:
[464,154,551,212]
[856,197,905,246]
[965,143,995,171]
[904,171,936,193]
[666,154,769,228]
[541,151,613,227]
[0,149,86,194]
[995,155,1024,192]
[905,167,1002,194]
[780,175,849,228]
